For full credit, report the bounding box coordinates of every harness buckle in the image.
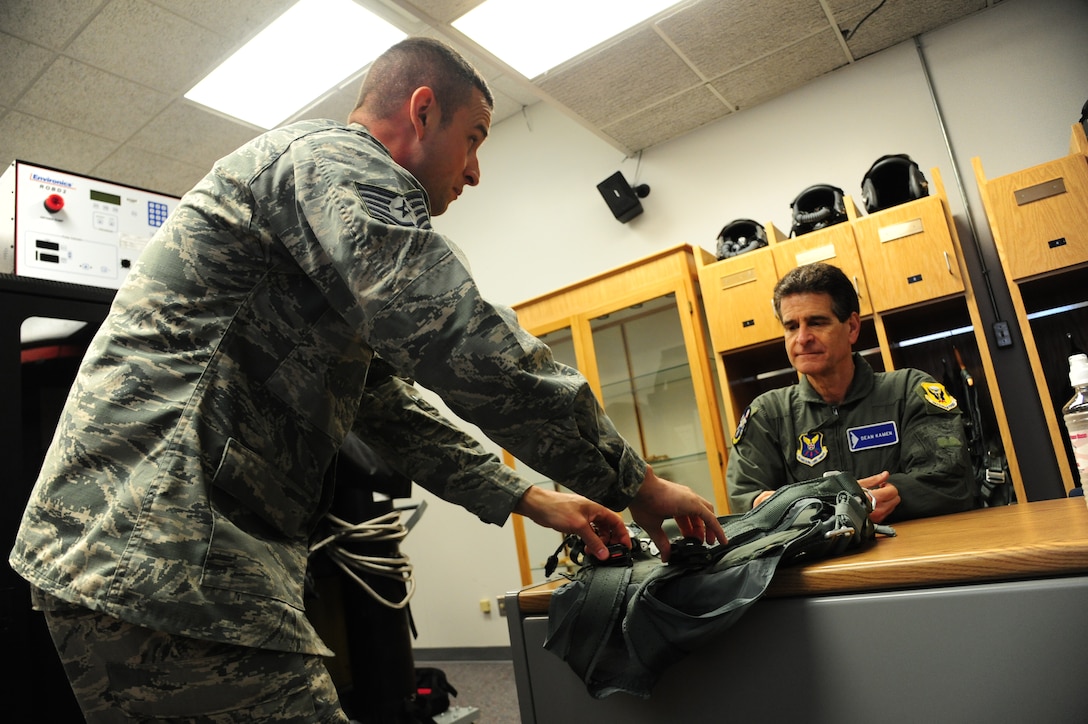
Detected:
[667,537,714,567]
[823,523,857,540]
[595,543,633,567]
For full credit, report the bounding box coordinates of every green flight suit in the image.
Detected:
[727,354,976,521]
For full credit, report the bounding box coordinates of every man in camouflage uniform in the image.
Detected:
[726,262,977,523]
[9,37,725,723]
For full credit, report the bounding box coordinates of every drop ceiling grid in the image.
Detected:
[657,0,837,80]
[0,0,1007,197]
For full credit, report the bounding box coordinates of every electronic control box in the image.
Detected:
[0,160,180,290]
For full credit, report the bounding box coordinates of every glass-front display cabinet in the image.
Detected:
[505,245,729,585]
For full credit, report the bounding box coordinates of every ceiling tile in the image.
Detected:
[487,73,539,110]
[406,0,485,24]
[538,26,702,127]
[16,57,169,142]
[832,0,988,60]
[291,82,359,125]
[488,87,526,126]
[0,0,104,50]
[711,29,849,110]
[65,0,235,93]
[0,32,55,106]
[127,100,263,171]
[92,143,206,197]
[0,111,119,173]
[601,84,732,153]
[151,0,296,38]
[0,0,1012,194]
[658,0,831,79]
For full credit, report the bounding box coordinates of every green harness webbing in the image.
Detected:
[544,472,889,699]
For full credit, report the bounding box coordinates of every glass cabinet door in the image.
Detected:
[511,326,582,582]
[506,246,730,584]
[588,294,716,506]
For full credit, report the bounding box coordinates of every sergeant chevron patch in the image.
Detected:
[355,183,431,229]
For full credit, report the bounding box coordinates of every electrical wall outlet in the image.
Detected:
[993,320,1013,348]
[496,597,506,617]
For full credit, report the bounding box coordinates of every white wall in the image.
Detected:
[402,0,1088,651]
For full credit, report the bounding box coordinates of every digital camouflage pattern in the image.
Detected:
[727,353,976,521]
[10,120,645,655]
[37,591,347,722]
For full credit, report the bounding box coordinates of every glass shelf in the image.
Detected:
[590,294,715,504]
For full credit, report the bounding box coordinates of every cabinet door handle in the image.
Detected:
[852,275,863,299]
[944,251,952,274]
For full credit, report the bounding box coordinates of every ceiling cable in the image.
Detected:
[843,0,888,40]
[913,36,1002,321]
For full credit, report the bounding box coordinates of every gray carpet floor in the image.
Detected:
[427,660,521,723]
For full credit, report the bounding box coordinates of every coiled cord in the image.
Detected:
[309,503,425,610]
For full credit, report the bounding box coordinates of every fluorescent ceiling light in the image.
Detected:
[185,0,405,129]
[453,0,678,79]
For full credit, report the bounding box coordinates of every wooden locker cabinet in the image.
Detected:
[697,197,873,434]
[973,124,1088,282]
[859,167,1021,503]
[698,196,870,356]
[769,216,874,317]
[696,169,1025,505]
[505,245,730,585]
[973,123,1088,495]
[698,245,781,349]
[853,193,965,312]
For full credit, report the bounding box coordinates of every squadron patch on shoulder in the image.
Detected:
[732,406,753,444]
[355,183,431,229]
[796,431,827,466]
[920,381,958,411]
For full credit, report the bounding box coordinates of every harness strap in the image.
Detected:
[545,472,882,699]
[563,562,631,680]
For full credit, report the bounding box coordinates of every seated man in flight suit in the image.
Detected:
[726,262,978,523]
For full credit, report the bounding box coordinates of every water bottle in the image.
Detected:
[1062,353,1088,501]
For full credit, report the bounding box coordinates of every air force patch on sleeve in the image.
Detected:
[355,183,431,229]
[796,431,827,466]
[732,406,752,444]
[920,381,958,411]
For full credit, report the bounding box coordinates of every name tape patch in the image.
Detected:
[847,420,899,452]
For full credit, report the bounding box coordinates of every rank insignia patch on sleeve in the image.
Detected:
[355,183,431,229]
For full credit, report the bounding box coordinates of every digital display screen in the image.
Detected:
[90,189,121,205]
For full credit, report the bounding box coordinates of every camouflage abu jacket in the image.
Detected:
[9,120,645,655]
[726,354,976,521]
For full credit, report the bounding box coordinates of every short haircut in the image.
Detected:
[353,37,494,125]
[772,262,860,322]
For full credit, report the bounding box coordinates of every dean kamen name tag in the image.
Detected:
[847,421,899,452]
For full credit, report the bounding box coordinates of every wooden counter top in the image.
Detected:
[515,498,1088,614]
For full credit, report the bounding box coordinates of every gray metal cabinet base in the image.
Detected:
[506,576,1088,724]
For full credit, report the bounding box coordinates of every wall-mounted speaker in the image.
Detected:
[597,171,649,223]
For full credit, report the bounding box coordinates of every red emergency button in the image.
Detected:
[44,194,65,213]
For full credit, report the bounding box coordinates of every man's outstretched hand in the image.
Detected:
[514,486,631,561]
[627,467,727,562]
